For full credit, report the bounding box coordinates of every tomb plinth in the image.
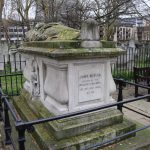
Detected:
[19,20,125,115]
[16,20,136,149]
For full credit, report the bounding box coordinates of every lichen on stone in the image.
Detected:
[25,23,80,42]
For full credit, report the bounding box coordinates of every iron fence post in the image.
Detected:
[148,79,150,102]
[3,97,12,145]
[117,79,125,112]
[18,128,26,150]
[16,122,26,150]
[0,85,3,121]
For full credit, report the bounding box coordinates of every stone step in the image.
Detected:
[13,92,136,150]
[13,96,55,150]
[102,124,150,150]
[43,109,123,140]
[17,90,123,140]
[56,119,136,150]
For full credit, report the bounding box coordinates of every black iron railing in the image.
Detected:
[0,79,150,150]
[0,53,26,96]
[112,47,150,81]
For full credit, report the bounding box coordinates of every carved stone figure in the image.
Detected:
[30,59,40,97]
[25,23,79,42]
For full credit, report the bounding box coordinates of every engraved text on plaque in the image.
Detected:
[78,69,102,102]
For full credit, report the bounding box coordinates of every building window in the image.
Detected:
[18,29,22,32]
[9,34,14,38]
[14,29,17,32]
[9,29,13,32]
[1,34,4,38]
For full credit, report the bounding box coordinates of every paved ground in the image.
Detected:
[112,85,150,126]
[0,85,150,150]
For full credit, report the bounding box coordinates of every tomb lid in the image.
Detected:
[18,21,125,60]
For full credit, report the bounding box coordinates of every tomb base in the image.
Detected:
[13,90,136,150]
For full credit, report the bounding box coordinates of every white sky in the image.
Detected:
[2,0,150,20]
[3,0,36,20]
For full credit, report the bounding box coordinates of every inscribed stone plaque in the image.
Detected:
[78,68,102,102]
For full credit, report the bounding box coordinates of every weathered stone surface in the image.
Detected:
[19,20,125,61]
[80,18,100,41]
[25,23,80,42]
[19,46,125,60]
[80,18,102,48]
[23,40,81,49]
[16,20,138,150]
[17,90,123,139]
[13,91,136,150]
[101,40,116,48]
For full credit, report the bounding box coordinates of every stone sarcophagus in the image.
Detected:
[19,20,124,115]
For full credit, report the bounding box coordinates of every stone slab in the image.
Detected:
[18,46,125,60]
[102,124,150,150]
[48,109,123,140]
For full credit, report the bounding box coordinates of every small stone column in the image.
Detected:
[81,18,102,48]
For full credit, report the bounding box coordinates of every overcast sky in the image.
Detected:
[2,0,150,20]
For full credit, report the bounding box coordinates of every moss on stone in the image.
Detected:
[12,90,137,150]
[108,124,150,150]
[23,40,117,49]
[48,24,80,40]
[17,90,124,140]
[23,40,81,49]
[21,22,125,60]
[25,23,80,42]
[13,94,56,150]
[56,120,136,149]
[18,46,125,60]
[101,40,116,48]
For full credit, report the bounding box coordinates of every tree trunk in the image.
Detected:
[0,0,4,42]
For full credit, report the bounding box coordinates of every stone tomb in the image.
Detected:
[16,20,136,149]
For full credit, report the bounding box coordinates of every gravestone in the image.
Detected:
[16,20,136,149]
[0,42,8,70]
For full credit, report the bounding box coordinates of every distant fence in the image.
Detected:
[0,53,26,96]
[111,47,150,81]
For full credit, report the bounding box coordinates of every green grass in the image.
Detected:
[112,58,150,81]
[112,70,134,81]
[0,75,25,95]
[0,63,25,95]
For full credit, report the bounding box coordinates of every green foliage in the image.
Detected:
[135,57,150,68]
[112,70,134,81]
[0,75,25,95]
[0,63,25,95]
[113,56,150,81]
